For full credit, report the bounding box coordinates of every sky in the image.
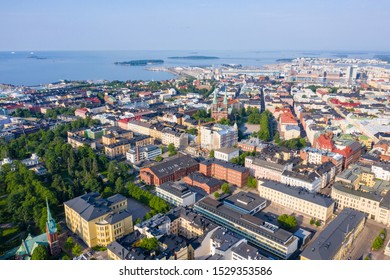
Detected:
[0,0,389,51]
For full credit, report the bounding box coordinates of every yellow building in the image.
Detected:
[258,180,335,223]
[104,139,131,159]
[360,171,376,188]
[331,183,390,226]
[301,208,365,260]
[64,192,133,248]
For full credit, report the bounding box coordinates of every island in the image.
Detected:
[28,55,47,60]
[276,58,294,62]
[168,55,220,60]
[114,59,164,66]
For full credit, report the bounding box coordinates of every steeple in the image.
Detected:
[213,89,218,104]
[46,198,57,235]
[223,90,228,105]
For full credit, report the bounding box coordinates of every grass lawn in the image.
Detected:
[1,227,19,239]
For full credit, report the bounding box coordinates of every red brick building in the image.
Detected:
[140,154,199,186]
[199,159,249,188]
[183,172,222,194]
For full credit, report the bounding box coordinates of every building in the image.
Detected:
[199,158,249,187]
[257,180,335,222]
[231,242,269,260]
[331,183,390,226]
[194,195,299,259]
[245,156,293,182]
[372,162,390,181]
[300,208,366,260]
[209,228,246,260]
[237,137,267,152]
[211,89,228,121]
[183,172,223,194]
[126,144,161,163]
[104,138,131,159]
[161,127,188,149]
[200,123,238,151]
[214,147,239,162]
[300,147,344,174]
[127,120,152,135]
[140,154,199,186]
[64,193,133,247]
[156,182,196,207]
[281,170,322,192]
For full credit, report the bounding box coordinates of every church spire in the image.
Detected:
[46,198,57,234]
[213,89,218,104]
[223,90,228,105]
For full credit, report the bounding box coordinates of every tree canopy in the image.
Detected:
[31,245,49,260]
[277,214,298,230]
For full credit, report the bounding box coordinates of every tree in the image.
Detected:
[72,244,83,256]
[221,183,230,194]
[310,218,315,225]
[209,150,215,158]
[31,245,49,260]
[134,218,142,224]
[247,176,257,188]
[277,214,298,230]
[372,236,384,250]
[155,156,163,162]
[64,237,75,252]
[136,237,159,252]
[214,192,220,199]
[62,255,71,260]
[167,143,177,157]
[114,177,126,196]
[315,220,321,227]
[101,186,113,198]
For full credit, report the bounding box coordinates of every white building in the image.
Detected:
[126,145,161,163]
[214,147,239,162]
[200,123,238,150]
[281,170,322,192]
[372,162,390,181]
[156,182,196,207]
[161,128,188,149]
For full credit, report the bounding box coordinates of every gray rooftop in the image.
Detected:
[214,147,239,154]
[148,154,199,178]
[224,191,267,213]
[64,192,127,221]
[259,180,334,208]
[104,210,132,225]
[195,196,293,244]
[231,242,269,260]
[201,158,248,173]
[301,208,366,260]
[333,183,383,202]
[211,228,242,251]
[158,182,194,199]
[246,156,286,173]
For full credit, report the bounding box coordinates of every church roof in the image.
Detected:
[15,233,48,260]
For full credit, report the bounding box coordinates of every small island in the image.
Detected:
[114,59,164,66]
[168,55,220,60]
[276,58,294,62]
[28,55,47,60]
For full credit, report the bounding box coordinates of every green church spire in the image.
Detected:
[46,198,57,234]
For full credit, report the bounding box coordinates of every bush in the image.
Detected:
[92,245,107,252]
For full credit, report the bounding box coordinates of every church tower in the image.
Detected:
[211,87,229,121]
[46,199,61,256]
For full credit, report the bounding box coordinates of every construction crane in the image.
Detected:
[197,119,215,154]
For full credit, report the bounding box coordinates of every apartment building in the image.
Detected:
[331,183,390,226]
[281,170,322,192]
[257,180,335,222]
[183,172,223,194]
[104,138,131,159]
[199,158,249,187]
[300,147,344,174]
[64,193,133,248]
[300,208,366,260]
[372,162,390,181]
[127,120,152,135]
[200,124,238,150]
[161,127,188,149]
[245,156,293,182]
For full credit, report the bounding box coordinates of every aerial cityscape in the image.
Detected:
[0,1,390,262]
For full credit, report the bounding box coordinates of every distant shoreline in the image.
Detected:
[114,59,164,66]
[168,55,220,60]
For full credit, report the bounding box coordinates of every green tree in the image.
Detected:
[209,150,215,158]
[214,192,220,199]
[247,176,257,188]
[136,237,159,252]
[155,156,163,162]
[221,183,230,194]
[310,218,315,225]
[31,245,49,260]
[277,214,298,230]
[62,255,71,260]
[114,177,126,196]
[101,187,113,198]
[167,143,177,157]
[372,236,384,250]
[134,218,142,224]
[315,220,321,227]
[72,244,83,256]
[64,237,75,252]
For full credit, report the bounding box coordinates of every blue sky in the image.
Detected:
[0,0,389,51]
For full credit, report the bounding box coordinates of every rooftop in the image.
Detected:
[301,208,366,260]
[201,158,248,173]
[259,180,334,208]
[147,154,199,178]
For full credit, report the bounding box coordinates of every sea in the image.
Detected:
[0,50,388,86]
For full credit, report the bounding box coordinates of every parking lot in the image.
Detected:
[126,197,151,221]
